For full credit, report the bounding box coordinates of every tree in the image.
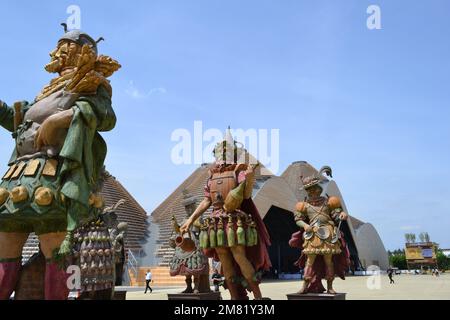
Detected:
[389,251,407,269]
[437,250,450,271]
[405,233,417,244]
[417,232,431,243]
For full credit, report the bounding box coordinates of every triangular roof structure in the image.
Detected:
[150,160,389,270]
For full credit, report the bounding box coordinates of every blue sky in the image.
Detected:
[0,0,449,251]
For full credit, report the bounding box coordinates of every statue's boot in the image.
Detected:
[0,259,21,300]
[297,266,313,294]
[247,280,263,300]
[182,276,194,294]
[193,276,200,294]
[226,279,248,300]
[326,279,336,294]
[326,266,336,294]
[297,279,310,294]
[45,261,69,300]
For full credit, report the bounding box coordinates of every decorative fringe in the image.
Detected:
[217,217,225,247]
[252,226,258,246]
[57,231,74,258]
[217,230,225,247]
[50,231,74,269]
[209,219,217,248]
[237,217,246,246]
[246,226,254,247]
[227,215,236,247]
[199,228,208,249]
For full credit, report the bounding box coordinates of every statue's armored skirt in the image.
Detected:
[198,209,259,250]
[169,242,209,277]
[199,165,259,250]
[296,202,342,256]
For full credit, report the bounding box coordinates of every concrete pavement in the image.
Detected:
[124,274,450,300]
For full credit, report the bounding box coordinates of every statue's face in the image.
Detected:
[214,142,235,165]
[45,40,81,74]
[306,185,323,199]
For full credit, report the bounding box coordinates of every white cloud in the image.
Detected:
[399,225,421,231]
[149,87,167,95]
[125,81,167,99]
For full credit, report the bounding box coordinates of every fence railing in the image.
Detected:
[127,249,139,280]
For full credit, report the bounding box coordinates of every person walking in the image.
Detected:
[388,268,395,284]
[144,270,153,294]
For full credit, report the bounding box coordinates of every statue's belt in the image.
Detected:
[304,225,332,241]
[2,158,59,181]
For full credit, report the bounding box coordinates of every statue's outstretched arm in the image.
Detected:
[180,197,211,233]
[0,100,15,132]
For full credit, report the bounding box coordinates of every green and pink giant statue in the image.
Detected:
[0,25,120,300]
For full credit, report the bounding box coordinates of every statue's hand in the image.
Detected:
[339,212,349,221]
[304,225,313,233]
[34,109,74,150]
[180,218,193,234]
[34,116,60,150]
[245,162,260,176]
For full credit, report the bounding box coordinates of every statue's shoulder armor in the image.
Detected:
[296,202,307,213]
[328,196,342,210]
[209,164,238,175]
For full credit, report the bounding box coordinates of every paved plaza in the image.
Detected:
[124,274,450,300]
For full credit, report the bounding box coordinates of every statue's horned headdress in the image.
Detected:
[301,166,333,190]
[59,23,104,54]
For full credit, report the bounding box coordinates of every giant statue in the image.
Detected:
[181,128,272,300]
[289,167,351,295]
[0,24,120,300]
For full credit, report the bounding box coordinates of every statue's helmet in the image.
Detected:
[301,166,333,191]
[213,127,247,164]
[58,23,101,54]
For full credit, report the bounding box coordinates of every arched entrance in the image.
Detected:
[263,206,300,277]
[262,205,363,276]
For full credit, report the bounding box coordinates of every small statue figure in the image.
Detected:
[169,215,211,294]
[71,199,128,299]
[0,24,120,300]
[180,128,271,300]
[289,167,351,294]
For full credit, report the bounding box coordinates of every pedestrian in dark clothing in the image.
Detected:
[388,269,395,284]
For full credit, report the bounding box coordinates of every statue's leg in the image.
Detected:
[193,275,201,294]
[215,247,241,300]
[230,245,262,300]
[323,254,336,294]
[38,232,69,300]
[298,254,316,294]
[0,232,29,300]
[199,274,211,293]
[183,276,193,293]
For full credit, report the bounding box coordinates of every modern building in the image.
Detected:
[405,242,439,270]
[144,161,390,276]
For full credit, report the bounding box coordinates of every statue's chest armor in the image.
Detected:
[16,90,79,158]
[306,204,332,225]
[209,171,237,206]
